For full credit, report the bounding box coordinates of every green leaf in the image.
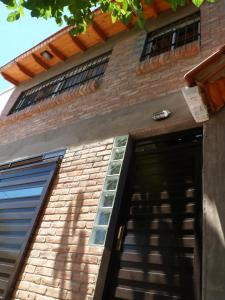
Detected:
[7,11,20,21]
[0,0,217,32]
[192,0,204,6]
[111,14,117,23]
[18,5,24,17]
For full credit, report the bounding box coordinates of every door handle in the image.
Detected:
[116,225,125,251]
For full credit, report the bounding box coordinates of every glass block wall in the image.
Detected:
[90,135,129,246]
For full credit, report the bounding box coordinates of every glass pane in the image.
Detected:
[112,148,125,161]
[108,161,122,176]
[100,192,115,207]
[141,13,200,61]
[0,186,43,199]
[91,227,107,245]
[176,22,199,48]
[115,136,128,148]
[96,210,111,225]
[151,32,173,56]
[104,176,118,191]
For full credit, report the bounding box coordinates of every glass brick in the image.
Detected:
[114,136,128,148]
[108,161,122,176]
[96,210,111,226]
[91,227,107,245]
[100,192,115,207]
[112,147,125,161]
[104,176,118,191]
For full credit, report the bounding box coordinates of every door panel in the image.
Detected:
[104,129,202,300]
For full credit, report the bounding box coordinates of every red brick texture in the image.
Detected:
[1,2,225,300]
[0,80,99,129]
[12,139,113,300]
[137,41,200,75]
[0,3,225,145]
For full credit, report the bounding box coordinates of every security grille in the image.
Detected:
[9,51,112,114]
[141,12,200,61]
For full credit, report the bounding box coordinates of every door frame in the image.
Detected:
[94,127,203,300]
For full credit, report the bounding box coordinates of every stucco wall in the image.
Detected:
[0,87,14,115]
[203,108,225,300]
[0,90,196,164]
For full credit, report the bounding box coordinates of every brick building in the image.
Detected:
[0,1,225,299]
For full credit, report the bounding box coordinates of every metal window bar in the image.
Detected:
[141,12,200,61]
[9,51,112,115]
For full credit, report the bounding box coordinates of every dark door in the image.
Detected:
[104,129,202,300]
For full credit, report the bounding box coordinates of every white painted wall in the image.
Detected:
[0,87,15,116]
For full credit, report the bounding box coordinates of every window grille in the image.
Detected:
[141,12,200,61]
[9,51,112,114]
[0,151,63,300]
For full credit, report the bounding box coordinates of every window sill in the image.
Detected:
[137,41,200,75]
[0,80,99,128]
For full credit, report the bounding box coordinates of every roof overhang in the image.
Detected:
[184,45,225,112]
[0,0,170,86]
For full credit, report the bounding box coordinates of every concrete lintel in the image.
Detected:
[182,86,209,123]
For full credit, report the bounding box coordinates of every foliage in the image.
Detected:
[0,0,216,34]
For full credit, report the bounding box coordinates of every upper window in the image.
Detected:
[140,12,200,61]
[9,51,112,115]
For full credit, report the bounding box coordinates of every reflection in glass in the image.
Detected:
[101,192,115,207]
[108,161,122,176]
[104,177,118,191]
[0,187,43,199]
[115,136,128,148]
[91,228,107,245]
[96,210,111,225]
[112,148,125,161]
[186,188,195,198]
[0,207,35,214]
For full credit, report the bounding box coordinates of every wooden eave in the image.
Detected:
[0,0,170,86]
[184,45,225,112]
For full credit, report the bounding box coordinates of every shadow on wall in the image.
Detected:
[53,191,90,300]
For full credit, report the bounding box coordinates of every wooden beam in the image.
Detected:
[196,57,225,83]
[32,53,50,70]
[1,72,19,86]
[150,3,158,17]
[16,62,35,78]
[92,21,107,41]
[48,44,67,61]
[206,62,225,83]
[69,34,87,52]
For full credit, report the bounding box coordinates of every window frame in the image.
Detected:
[9,51,112,115]
[140,12,201,61]
[0,150,64,300]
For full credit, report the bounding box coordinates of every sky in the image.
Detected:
[0,3,63,92]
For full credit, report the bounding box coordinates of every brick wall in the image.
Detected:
[12,138,113,300]
[1,2,225,300]
[0,3,224,145]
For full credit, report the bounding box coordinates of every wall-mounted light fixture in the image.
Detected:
[40,50,53,61]
[152,110,171,121]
